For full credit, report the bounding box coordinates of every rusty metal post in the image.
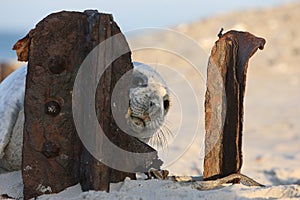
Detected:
[203,30,265,181]
[14,10,161,199]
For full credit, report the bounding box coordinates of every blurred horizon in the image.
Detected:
[0,0,297,33]
[0,0,298,61]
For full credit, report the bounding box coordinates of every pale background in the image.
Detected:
[0,0,296,60]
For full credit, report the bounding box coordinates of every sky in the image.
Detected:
[0,0,296,33]
[0,0,297,61]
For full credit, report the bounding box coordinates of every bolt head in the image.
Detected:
[45,101,61,116]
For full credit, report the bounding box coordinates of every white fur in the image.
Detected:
[0,66,26,160]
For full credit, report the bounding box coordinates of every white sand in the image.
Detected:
[1,2,300,199]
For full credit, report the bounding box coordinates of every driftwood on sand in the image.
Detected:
[171,173,264,190]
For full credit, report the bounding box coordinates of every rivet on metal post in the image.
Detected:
[48,55,66,74]
[42,141,60,158]
[45,101,61,116]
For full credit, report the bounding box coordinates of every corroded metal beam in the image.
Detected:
[203,30,265,181]
[14,10,161,199]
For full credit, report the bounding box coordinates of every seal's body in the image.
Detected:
[0,62,170,171]
[0,66,26,170]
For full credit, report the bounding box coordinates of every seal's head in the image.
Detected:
[126,62,170,144]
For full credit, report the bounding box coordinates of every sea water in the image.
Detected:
[0,32,24,62]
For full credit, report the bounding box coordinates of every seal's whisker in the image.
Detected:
[163,123,173,138]
[159,128,167,147]
[163,119,173,127]
[151,132,160,148]
[158,128,168,148]
[151,124,174,149]
[162,127,169,146]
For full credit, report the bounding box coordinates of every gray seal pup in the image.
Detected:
[128,62,171,144]
[0,62,170,171]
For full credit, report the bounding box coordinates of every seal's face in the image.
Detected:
[126,63,170,142]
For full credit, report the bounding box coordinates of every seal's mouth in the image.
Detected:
[131,116,146,127]
[125,108,146,131]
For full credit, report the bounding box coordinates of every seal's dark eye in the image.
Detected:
[163,99,170,112]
